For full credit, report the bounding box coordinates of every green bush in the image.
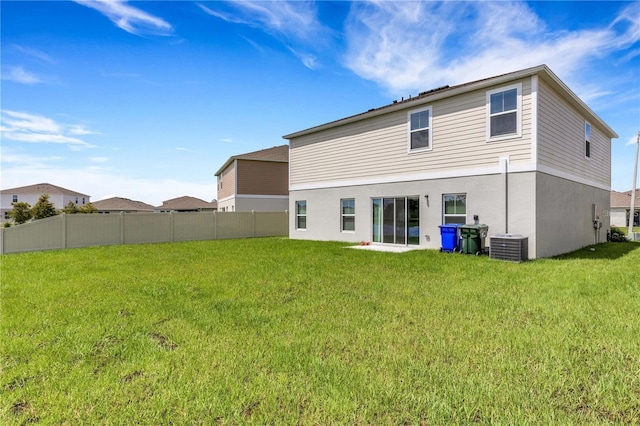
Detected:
[609,226,628,242]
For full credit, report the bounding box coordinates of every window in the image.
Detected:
[341,199,355,232]
[487,84,521,139]
[408,107,432,151]
[12,195,18,203]
[585,122,591,158]
[443,194,466,224]
[295,200,307,230]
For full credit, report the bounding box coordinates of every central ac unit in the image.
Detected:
[489,234,528,262]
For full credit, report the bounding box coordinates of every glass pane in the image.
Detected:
[383,198,395,244]
[395,197,405,245]
[455,194,466,214]
[372,198,381,243]
[503,88,517,111]
[444,195,456,214]
[444,215,466,225]
[585,122,591,140]
[490,92,503,114]
[411,129,430,149]
[341,199,355,215]
[408,196,420,245]
[296,201,306,215]
[342,216,355,231]
[491,112,517,136]
[297,216,306,229]
[411,110,428,130]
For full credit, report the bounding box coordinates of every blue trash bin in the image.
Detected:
[439,224,461,253]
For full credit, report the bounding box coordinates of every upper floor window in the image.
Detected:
[585,122,591,158]
[487,84,521,140]
[12,195,18,203]
[443,193,467,224]
[295,200,307,230]
[341,199,355,232]
[408,106,432,151]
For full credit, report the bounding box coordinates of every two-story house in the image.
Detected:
[215,145,289,212]
[283,65,617,259]
[1,183,91,223]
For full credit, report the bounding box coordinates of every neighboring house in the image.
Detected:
[610,189,640,228]
[215,145,289,212]
[283,65,618,259]
[1,183,90,223]
[92,197,155,214]
[155,196,217,212]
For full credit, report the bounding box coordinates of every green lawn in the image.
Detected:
[1,238,639,424]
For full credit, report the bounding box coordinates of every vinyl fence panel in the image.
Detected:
[1,211,288,254]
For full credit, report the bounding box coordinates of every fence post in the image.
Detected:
[251,210,255,238]
[213,211,217,240]
[62,213,67,249]
[120,212,125,245]
[170,211,175,242]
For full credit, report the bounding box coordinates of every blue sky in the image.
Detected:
[1,0,639,205]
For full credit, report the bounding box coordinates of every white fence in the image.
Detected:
[0,211,289,255]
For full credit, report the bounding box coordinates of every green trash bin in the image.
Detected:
[459,224,489,255]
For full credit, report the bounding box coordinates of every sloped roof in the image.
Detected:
[156,196,217,210]
[92,197,155,212]
[611,189,640,208]
[215,144,289,176]
[283,64,618,140]
[0,183,90,197]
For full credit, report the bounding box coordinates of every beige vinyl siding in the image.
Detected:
[290,78,532,186]
[537,79,611,186]
[236,160,288,195]
[218,163,236,199]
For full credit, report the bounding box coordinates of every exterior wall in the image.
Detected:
[289,171,539,257]
[609,208,627,228]
[537,79,611,188]
[290,77,533,188]
[217,195,288,212]
[236,160,288,195]
[535,173,610,258]
[217,162,236,200]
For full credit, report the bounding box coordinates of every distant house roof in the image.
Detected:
[0,183,90,197]
[215,145,289,176]
[156,196,217,211]
[611,189,640,208]
[92,197,155,212]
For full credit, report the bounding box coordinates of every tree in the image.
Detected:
[79,203,97,214]
[31,194,59,220]
[62,201,79,214]
[8,202,33,225]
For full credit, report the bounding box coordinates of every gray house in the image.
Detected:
[283,65,617,259]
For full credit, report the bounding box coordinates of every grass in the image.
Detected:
[1,238,639,424]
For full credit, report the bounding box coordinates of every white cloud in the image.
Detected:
[626,133,640,146]
[199,1,328,68]
[89,157,110,163]
[73,0,173,36]
[343,1,640,96]
[1,110,97,150]
[1,66,43,85]
[12,45,54,63]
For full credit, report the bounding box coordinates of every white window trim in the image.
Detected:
[486,83,522,142]
[442,193,467,225]
[407,106,433,153]
[585,121,592,159]
[340,198,355,233]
